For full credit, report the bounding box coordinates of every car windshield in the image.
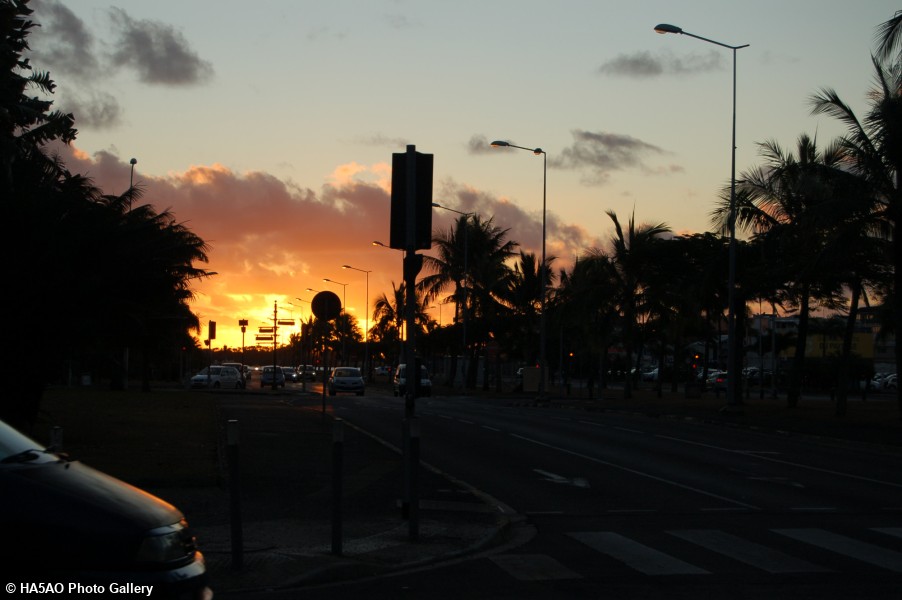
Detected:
[334,368,360,377]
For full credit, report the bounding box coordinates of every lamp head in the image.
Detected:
[654,23,682,34]
[533,148,544,155]
[129,158,137,165]
[490,140,510,147]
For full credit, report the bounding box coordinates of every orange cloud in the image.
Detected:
[53,143,600,350]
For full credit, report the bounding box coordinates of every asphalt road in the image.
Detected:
[281,387,902,599]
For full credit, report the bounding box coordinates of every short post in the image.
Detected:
[408,417,419,541]
[50,426,63,452]
[332,418,344,555]
[227,420,243,570]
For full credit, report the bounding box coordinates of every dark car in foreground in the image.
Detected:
[0,419,212,598]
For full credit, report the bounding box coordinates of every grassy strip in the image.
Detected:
[33,387,221,488]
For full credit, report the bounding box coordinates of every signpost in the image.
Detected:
[389,145,432,541]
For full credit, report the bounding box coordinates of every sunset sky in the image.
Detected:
[27,0,899,351]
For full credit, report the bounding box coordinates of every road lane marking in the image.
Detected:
[669,529,830,573]
[481,425,501,432]
[534,469,590,488]
[569,532,709,575]
[774,528,902,572]
[509,433,759,510]
[657,434,902,489]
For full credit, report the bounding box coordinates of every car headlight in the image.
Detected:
[135,522,196,565]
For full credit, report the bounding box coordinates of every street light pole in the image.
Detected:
[654,23,748,407]
[323,278,349,362]
[490,140,548,397]
[342,264,371,377]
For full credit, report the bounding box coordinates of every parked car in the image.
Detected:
[883,373,897,390]
[328,367,365,396]
[190,365,242,389]
[374,365,391,377]
[222,362,247,387]
[260,365,286,388]
[0,419,213,597]
[640,368,659,382]
[707,370,728,391]
[393,363,432,397]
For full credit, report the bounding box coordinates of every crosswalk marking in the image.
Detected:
[774,528,902,573]
[489,554,582,581]
[569,532,709,575]
[668,529,830,573]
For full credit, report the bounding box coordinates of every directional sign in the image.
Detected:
[258,327,274,333]
[255,335,273,341]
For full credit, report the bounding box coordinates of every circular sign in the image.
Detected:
[311,291,342,321]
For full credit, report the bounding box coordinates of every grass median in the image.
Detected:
[32,387,221,488]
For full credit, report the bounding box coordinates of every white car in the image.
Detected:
[328,367,365,396]
[393,364,432,397]
[190,365,242,389]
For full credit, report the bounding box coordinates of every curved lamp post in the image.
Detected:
[490,140,547,397]
[654,23,748,407]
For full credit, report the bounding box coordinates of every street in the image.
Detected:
[273,386,902,599]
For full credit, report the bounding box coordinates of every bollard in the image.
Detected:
[408,418,419,541]
[227,420,243,570]
[50,426,63,452]
[331,418,344,555]
[401,419,410,519]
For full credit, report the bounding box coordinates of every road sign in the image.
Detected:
[312,290,342,321]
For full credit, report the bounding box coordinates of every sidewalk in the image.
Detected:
[158,395,512,595]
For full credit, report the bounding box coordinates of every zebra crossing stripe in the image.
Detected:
[669,529,830,574]
[774,528,902,573]
[569,532,709,575]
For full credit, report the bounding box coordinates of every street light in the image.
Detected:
[342,264,371,377]
[490,140,548,397]
[433,202,475,390]
[128,157,137,211]
[654,23,748,407]
[322,278,348,309]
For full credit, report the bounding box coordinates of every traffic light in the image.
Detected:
[389,148,433,250]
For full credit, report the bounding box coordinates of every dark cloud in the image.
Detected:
[29,0,101,80]
[107,8,214,86]
[550,130,676,185]
[27,2,212,130]
[467,135,502,155]
[61,91,123,129]
[598,50,724,78]
[356,133,412,149]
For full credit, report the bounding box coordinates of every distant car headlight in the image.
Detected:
[135,522,197,565]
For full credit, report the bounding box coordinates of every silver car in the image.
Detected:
[190,365,242,389]
[328,367,365,396]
